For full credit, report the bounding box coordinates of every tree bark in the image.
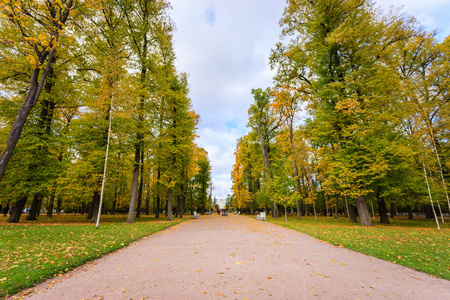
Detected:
[334,194,339,218]
[136,150,145,218]
[348,203,358,223]
[288,116,301,220]
[167,187,173,221]
[155,168,161,218]
[355,195,373,226]
[256,104,279,218]
[390,203,396,218]
[27,193,43,220]
[56,196,62,214]
[127,159,140,223]
[91,191,100,223]
[378,197,390,224]
[46,192,55,218]
[7,196,28,223]
[425,205,434,219]
[407,205,414,220]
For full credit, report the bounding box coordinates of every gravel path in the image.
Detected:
[14,214,450,300]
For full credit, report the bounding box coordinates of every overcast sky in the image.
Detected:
[169,0,450,198]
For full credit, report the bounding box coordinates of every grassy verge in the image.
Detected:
[0,214,190,298]
[267,215,450,280]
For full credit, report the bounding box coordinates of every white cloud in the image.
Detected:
[170,0,285,197]
[169,0,449,198]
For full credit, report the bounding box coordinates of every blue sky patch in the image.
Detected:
[205,9,215,25]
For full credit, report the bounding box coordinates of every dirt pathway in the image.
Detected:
[15,215,450,299]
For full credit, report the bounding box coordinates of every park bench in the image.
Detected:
[256,212,266,221]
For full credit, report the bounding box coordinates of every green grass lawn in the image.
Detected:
[267,215,450,280]
[0,214,190,298]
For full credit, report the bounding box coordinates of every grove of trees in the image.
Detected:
[231,0,449,227]
[0,0,212,223]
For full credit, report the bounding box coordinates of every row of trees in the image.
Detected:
[0,0,212,223]
[231,0,449,227]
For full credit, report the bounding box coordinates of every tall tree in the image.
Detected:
[0,0,76,183]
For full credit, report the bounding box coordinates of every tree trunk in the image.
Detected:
[390,203,396,218]
[348,203,358,223]
[7,196,28,223]
[378,197,390,224]
[334,194,339,218]
[91,191,100,223]
[178,194,183,218]
[287,116,301,220]
[36,199,42,218]
[87,201,94,220]
[145,195,150,215]
[127,160,139,223]
[56,196,62,214]
[425,205,434,219]
[179,190,185,218]
[46,192,55,218]
[167,187,173,221]
[136,150,144,218]
[355,195,373,226]
[407,205,414,220]
[27,193,43,220]
[155,168,161,218]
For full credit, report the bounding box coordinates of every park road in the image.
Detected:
[14,214,450,300]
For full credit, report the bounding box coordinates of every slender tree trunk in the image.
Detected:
[334,193,339,218]
[390,203,396,218]
[127,158,140,223]
[378,197,390,224]
[288,117,301,220]
[257,114,278,218]
[56,196,62,214]
[344,194,349,218]
[312,198,317,221]
[7,196,28,223]
[145,195,150,215]
[91,191,100,223]
[355,195,374,226]
[167,187,173,221]
[370,198,376,221]
[46,192,55,218]
[180,174,186,218]
[136,149,145,218]
[422,154,440,229]
[155,168,161,218]
[36,197,42,218]
[284,198,288,223]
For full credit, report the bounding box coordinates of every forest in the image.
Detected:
[230,0,450,227]
[0,0,212,223]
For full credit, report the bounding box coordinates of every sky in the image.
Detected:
[169,0,450,199]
